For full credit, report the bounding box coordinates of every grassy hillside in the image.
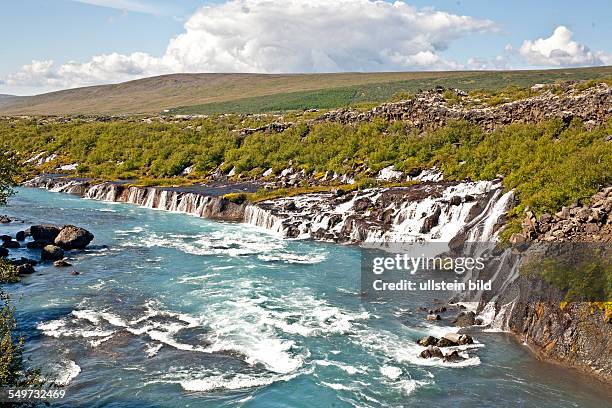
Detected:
[169,67,612,114]
[1,67,612,116]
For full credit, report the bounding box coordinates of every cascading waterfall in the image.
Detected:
[26,174,521,331]
[25,176,243,221]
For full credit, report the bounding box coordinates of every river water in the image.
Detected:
[2,187,611,407]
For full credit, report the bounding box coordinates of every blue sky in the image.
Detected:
[1,0,611,95]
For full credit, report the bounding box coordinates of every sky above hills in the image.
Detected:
[1,0,611,95]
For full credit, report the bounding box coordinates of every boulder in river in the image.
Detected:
[53,259,72,267]
[41,245,64,262]
[436,337,457,347]
[26,240,48,249]
[54,225,94,250]
[31,225,61,243]
[436,333,474,347]
[16,263,35,275]
[2,240,20,249]
[420,346,444,359]
[0,247,8,258]
[443,350,466,362]
[15,231,26,241]
[0,215,11,224]
[416,335,439,347]
[0,235,11,243]
[452,311,476,327]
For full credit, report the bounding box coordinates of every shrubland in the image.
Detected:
[1,115,610,216]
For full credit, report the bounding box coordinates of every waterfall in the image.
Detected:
[244,205,286,234]
[25,176,245,222]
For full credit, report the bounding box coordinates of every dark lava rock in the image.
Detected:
[436,337,458,347]
[54,225,94,250]
[53,259,72,267]
[420,205,441,233]
[0,215,11,224]
[0,247,8,258]
[452,311,476,327]
[2,240,20,249]
[15,231,26,241]
[420,346,444,359]
[41,245,65,262]
[443,350,466,362]
[31,225,61,243]
[16,263,35,275]
[11,257,38,267]
[442,332,474,346]
[283,202,297,211]
[353,198,371,212]
[449,196,462,206]
[26,240,48,249]
[416,335,439,347]
[0,235,11,243]
[70,270,80,276]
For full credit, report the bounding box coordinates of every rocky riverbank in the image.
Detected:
[479,187,612,383]
[1,220,95,278]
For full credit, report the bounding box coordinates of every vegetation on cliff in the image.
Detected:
[1,112,610,217]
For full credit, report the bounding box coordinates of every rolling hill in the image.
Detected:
[1,66,611,116]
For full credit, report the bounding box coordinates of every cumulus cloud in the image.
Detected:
[518,26,611,67]
[3,0,497,93]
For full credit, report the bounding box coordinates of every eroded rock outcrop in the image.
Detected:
[495,187,612,382]
[317,83,612,132]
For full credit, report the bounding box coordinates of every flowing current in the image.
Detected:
[2,187,611,408]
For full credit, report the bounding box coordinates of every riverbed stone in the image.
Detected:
[31,225,61,243]
[420,346,444,359]
[41,245,64,261]
[16,263,35,275]
[53,259,72,267]
[452,311,476,327]
[54,225,94,250]
[2,240,20,249]
[416,336,439,347]
[443,350,466,362]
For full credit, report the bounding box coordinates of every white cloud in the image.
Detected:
[518,26,611,67]
[5,0,498,93]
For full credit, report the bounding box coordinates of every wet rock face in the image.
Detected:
[503,282,612,383]
[54,225,94,250]
[317,83,612,133]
